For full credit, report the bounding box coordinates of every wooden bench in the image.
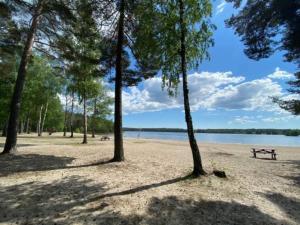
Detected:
[251,148,277,160]
[100,136,110,141]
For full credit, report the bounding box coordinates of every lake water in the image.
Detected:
[124,131,300,147]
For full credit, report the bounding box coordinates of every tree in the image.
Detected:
[98,0,160,161]
[21,55,63,136]
[89,85,113,138]
[1,0,73,154]
[226,0,300,115]
[56,0,104,144]
[140,0,214,176]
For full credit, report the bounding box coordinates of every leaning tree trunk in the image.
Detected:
[179,0,205,176]
[37,105,44,136]
[40,101,48,136]
[63,95,68,137]
[113,0,125,161]
[92,98,97,138]
[70,92,74,138]
[82,90,88,144]
[2,2,43,154]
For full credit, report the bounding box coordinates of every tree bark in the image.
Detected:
[40,101,48,136]
[70,91,74,138]
[92,98,96,138]
[19,120,24,134]
[179,0,205,176]
[113,0,125,161]
[26,115,30,134]
[18,120,22,134]
[63,95,68,137]
[37,105,44,136]
[82,90,88,144]
[2,2,43,154]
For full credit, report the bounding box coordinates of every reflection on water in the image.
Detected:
[124,131,300,147]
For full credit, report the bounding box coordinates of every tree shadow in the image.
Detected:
[93,175,191,200]
[134,196,291,225]
[0,176,108,225]
[0,143,35,148]
[260,192,300,224]
[0,176,293,225]
[278,160,300,186]
[0,154,112,176]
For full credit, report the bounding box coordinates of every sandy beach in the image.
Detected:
[0,133,299,225]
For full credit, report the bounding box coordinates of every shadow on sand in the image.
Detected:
[0,154,112,176]
[279,160,300,187]
[0,175,294,225]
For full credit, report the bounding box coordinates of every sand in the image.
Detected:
[0,133,299,225]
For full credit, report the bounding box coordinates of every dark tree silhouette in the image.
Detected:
[226,0,300,115]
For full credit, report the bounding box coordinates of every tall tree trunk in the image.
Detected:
[2,122,7,137]
[92,98,96,138]
[37,105,44,136]
[179,0,205,176]
[26,114,30,134]
[70,92,74,138]
[82,90,88,144]
[2,2,43,154]
[40,101,48,136]
[113,0,125,161]
[63,95,68,137]
[19,120,24,134]
[18,120,22,134]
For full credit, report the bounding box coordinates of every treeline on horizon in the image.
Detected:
[124,128,300,136]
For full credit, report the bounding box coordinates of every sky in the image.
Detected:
[120,0,300,129]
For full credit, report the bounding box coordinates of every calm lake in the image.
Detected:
[124,131,300,147]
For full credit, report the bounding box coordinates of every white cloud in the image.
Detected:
[216,0,227,15]
[118,69,299,115]
[208,78,282,111]
[229,116,257,125]
[121,71,245,114]
[267,67,294,80]
[261,115,298,123]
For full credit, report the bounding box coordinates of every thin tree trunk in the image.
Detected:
[70,92,74,138]
[18,120,22,134]
[82,90,88,144]
[63,95,68,137]
[113,0,125,161]
[2,122,7,137]
[179,0,205,176]
[92,98,96,138]
[26,115,30,134]
[2,2,43,154]
[37,105,43,136]
[40,101,48,136]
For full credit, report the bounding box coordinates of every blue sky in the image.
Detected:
[122,0,300,129]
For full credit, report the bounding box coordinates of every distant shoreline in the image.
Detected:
[124,128,300,136]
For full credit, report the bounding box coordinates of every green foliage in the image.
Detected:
[226,0,300,63]
[0,52,17,127]
[68,112,113,134]
[136,0,215,95]
[44,97,64,131]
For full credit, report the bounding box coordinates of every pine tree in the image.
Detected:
[1,0,73,154]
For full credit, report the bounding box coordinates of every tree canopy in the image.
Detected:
[226,0,300,115]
